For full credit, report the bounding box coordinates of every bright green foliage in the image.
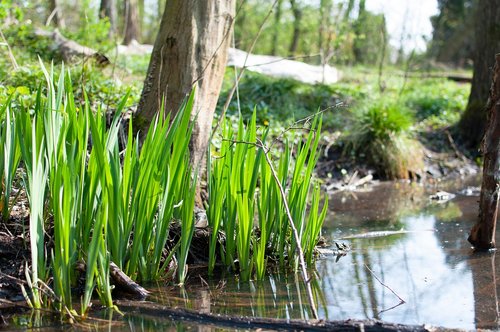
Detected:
[353,100,412,145]
[0,99,21,220]
[404,79,469,128]
[7,62,195,314]
[346,99,424,179]
[218,70,347,129]
[20,117,48,310]
[2,59,329,312]
[208,111,328,281]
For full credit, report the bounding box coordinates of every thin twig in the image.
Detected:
[269,103,343,149]
[445,129,468,162]
[364,264,405,314]
[256,138,319,319]
[233,53,320,69]
[0,28,19,70]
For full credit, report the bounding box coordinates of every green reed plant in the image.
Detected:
[286,115,323,266]
[208,111,327,281]
[303,184,328,265]
[20,117,48,309]
[177,170,197,285]
[0,99,21,221]
[11,61,196,314]
[232,112,263,281]
[125,95,194,282]
[206,121,230,275]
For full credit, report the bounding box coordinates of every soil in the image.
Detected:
[317,127,479,192]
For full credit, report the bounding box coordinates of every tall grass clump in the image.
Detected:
[345,100,424,179]
[11,62,196,315]
[207,111,328,281]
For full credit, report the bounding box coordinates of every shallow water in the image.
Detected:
[7,177,500,331]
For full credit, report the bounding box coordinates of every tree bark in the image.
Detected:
[123,0,140,45]
[458,0,500,150]
[99,0,117,35]
[288,0,302,57]
[270,0,282,56]
[468,54,500,250]
[135,0,235,171]
[352,0,366,64]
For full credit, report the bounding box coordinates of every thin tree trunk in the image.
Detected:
[353,0,366,63]
[343,0,355,22]
[99,0,117,35]
[288,0,302,57]
[135,0,235,172]
[47,0,65,28]
[458,0,500,150]
[468,54,500,250]
[123,0,140,45]
[270,0,282,55]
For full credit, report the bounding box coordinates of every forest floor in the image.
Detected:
[317,126,479,194]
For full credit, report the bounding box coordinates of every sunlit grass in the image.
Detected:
[208,111,328,281]
[2,60,329,315]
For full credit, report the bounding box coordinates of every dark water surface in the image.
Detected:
[7,177,500,331]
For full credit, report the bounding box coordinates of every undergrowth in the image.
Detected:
[0,63,328,317]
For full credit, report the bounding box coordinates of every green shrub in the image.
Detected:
[345,99,424,179]
[217,70,348,129]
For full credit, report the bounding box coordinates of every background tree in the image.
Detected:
[123,0,140,45]
[428,0,474,67]
[458,0,500,150]
[99,0,116,36]
[352,0,387,65]
[270,0,282,55]
[136,0,235,170]
[288,0,303,57]
[47,0,65,28]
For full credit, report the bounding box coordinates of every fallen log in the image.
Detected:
[33,28,109,65]
[116,300,457,332]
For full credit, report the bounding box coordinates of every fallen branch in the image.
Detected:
[33,28,109,65]
[76,261,150,299]
[109,262,150,299]
[0,28,19,70]
[116,300,440,332]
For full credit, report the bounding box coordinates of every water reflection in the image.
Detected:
[320,179,499,330]
[140,178,498,330]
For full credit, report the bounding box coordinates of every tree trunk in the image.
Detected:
[352,0,366,63]
[135,0,235,171]
[288,0,302,57]
[458,0,500,150]
[270,0,282,56]
[123,0,140,45]
[47,0,65,28]
[343,0,355,22]
[468,54,500,250]
[99,0,117,35]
